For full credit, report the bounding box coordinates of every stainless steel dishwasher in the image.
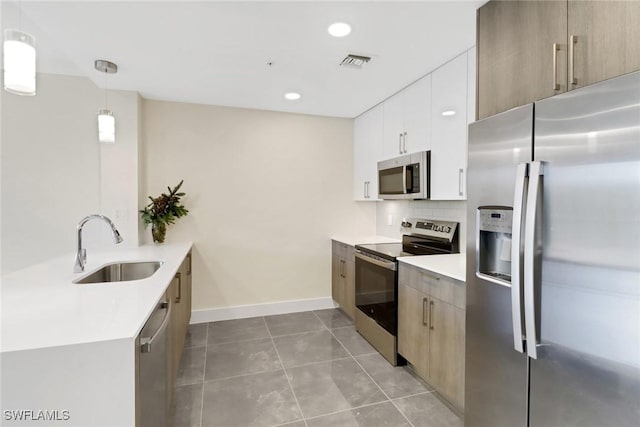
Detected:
[137,295,172,427]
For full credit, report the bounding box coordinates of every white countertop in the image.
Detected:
[398,253,466,282]
[331,235,401,247]
[1,242,192,353]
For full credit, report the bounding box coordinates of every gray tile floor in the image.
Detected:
[171,309,462,427]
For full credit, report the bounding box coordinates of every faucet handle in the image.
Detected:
[80,248,87,262]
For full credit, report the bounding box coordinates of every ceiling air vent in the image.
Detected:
[340,54,371,69]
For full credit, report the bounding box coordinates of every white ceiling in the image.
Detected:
[2,1,484,118]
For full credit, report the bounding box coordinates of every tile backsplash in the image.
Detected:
[376,200,467,252]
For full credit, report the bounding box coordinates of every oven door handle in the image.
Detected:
[355,251,397,271]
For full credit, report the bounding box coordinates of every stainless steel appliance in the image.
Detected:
[138,295,172,427]
[355,219,459,365]
[377,150,430,199]
[466,71,640,427]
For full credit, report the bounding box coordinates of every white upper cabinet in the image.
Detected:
[430,51,471,200]
[353,104,383,201]
[382,75,431,160]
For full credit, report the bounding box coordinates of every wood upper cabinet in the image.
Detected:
[353,104,383,201]
[382,75,431,159]
[568,0,640,89]
[477,0,640,120]
[477,0,567,120]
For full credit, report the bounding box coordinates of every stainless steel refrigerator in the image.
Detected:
[465,71,640,427]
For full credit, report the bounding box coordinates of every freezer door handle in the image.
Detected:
[511,163,528,354]
[524,161,544,359]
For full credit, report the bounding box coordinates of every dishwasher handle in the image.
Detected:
[140,300,171,353]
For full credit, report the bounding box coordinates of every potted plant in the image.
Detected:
[140,180,189,243]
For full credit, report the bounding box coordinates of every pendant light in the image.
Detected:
[3,0,37,96]
[95,59,117,144]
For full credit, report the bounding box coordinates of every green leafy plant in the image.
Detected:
[140,180,189,243]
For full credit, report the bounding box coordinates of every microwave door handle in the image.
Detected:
[403,165,409,194]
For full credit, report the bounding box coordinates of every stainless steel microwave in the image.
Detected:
[377,150,430,200]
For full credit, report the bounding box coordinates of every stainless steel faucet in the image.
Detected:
[74,214,123,273]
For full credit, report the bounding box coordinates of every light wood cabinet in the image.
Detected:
[169,251,193,392]
[567,1,640,90]
[477,0,640,120]
[353,104,383,201]
[382,75,431,159]
[477,0,567,119]
[331,241,355,318]
[430,51,470,200]
[398,263,466,410]
[398,281,430,379]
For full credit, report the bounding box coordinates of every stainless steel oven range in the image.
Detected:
[354,219,459,365]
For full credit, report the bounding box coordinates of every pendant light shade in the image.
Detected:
[3,29,36,96]
[98,109,115,143]
[95,59,118,143]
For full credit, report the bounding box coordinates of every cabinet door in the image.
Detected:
[403,74,431,155]
[568,0,640,90]
[172,272,186,371]
[468,46,476,125]
[430,52,468,201]
[182,252,192,332]
[477,0,567,119]
[331,255,342,306]
[343,258,355,319]
[429,298,465,410]
[353,104,383,201]
[398,283,430,379]
[382,92,405,159]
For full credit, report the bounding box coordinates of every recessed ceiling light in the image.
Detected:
[284,92,301,101]
[442,110,457,117]
[328,22,351,38]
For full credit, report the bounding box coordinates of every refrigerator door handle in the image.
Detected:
[524,160,544,359]
[511,162,528,354]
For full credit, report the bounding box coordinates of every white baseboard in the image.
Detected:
[190,297,338,324]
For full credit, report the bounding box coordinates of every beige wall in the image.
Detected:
[1,74,102,273]
[142,100,376,310]
[1,73,142,274]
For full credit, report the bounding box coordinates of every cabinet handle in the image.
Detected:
[569,35,577,86]
[429,300,435,330]
[366,181,370,198]
[458,169,464,196]
[423,297,428,326]
[552,43,560,91]
[403,132,407,153]
[364,181,367,198]
[187,252,192,275]
[399,133,403,154]
[175,272,182,303]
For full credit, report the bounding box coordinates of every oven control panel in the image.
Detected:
[405,219,458,242]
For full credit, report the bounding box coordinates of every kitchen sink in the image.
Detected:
[74,261,163,284]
